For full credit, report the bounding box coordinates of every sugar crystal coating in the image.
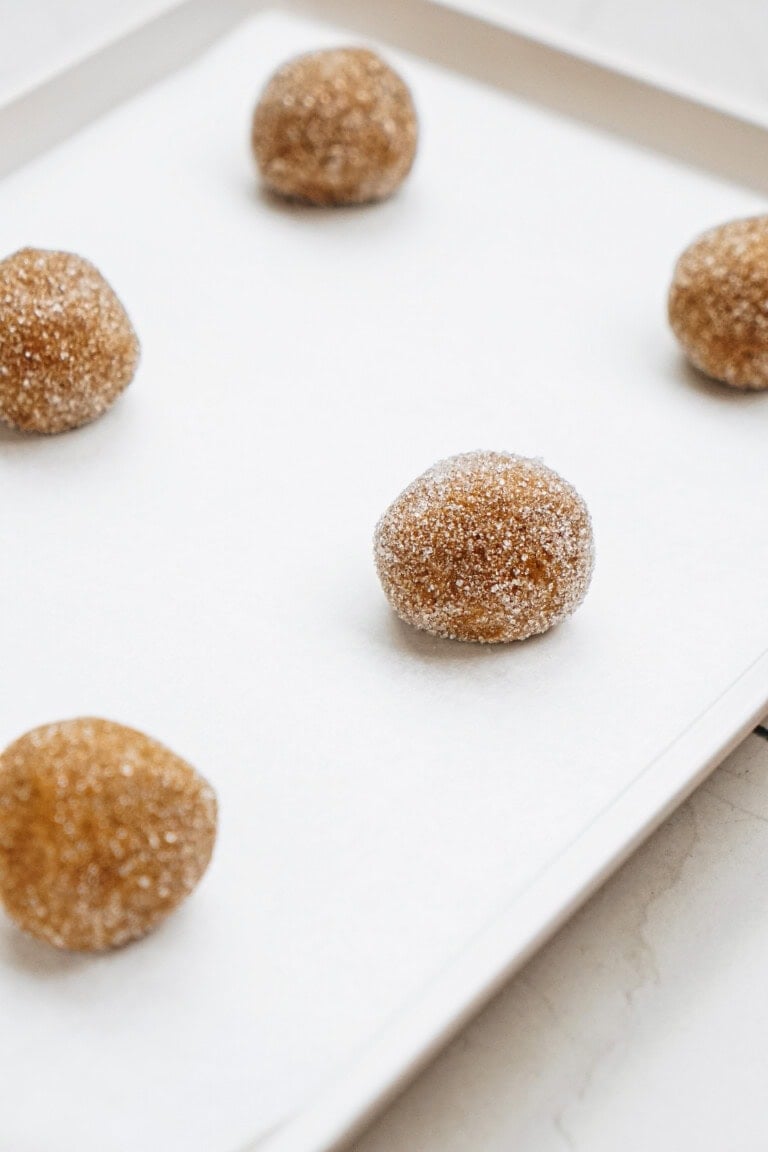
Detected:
[668,215,768,389]
[374,451,594,643]
[0,718,217,951]
[252,47,418,206]
[0,248,139,433]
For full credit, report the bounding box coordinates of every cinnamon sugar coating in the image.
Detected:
[374,451,594,643]
[251,47,418,206]
[669,216,768,389]
[0,719,217,951]
[0,248,139,433]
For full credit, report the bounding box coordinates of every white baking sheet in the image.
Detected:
[1,7,768,1152]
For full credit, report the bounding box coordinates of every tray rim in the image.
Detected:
[431,0,768,134]
[4,0,768,134]
[2,3,767,1150]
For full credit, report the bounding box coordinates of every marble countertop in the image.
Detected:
[2,3,768,1150]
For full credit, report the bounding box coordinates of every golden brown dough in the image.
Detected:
[669,215,768,389]
[374,451,594,643]
[252,47,417,206]
[0,247,139,433]
[0,718,217,951]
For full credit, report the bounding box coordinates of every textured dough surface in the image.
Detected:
[0,718,217,951]
[374,451,595,643]
[252,47,418,205]
[0,247,139,433]
[669,215,768,389]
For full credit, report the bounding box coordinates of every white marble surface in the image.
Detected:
[3,3,768,1152]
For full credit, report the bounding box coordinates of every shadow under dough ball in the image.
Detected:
[0,718,217,951]
[375,451,595,643]
[669,215,768,389]
[0,247,139,433]
[252,47,418,205]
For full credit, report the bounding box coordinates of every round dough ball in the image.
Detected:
[374,451,594,643]
[668,215,768,389]
[0,718,217,951]
[252,47,418,206]
[0,248,140,433]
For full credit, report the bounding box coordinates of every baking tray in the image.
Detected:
[1,3,767,1152]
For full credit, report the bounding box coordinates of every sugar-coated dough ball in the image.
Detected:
[374,451,594,643]
[669,216,768,389]
[0,248,139,433]
[252,47,418,206]
[0,719,217,951]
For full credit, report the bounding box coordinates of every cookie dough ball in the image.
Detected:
[0,248,140,433]
[0,718,217,951]
[668,215,768,389]
[374,451,594,643]
[252,47,418,205]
